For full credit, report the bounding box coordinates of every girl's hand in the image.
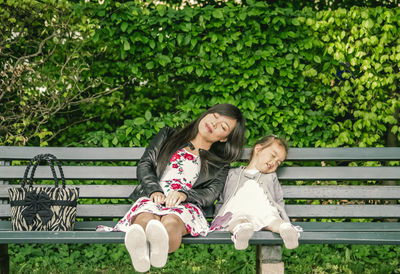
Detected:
[150,192,166,205]
[165,191,187,207]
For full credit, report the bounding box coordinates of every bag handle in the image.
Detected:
[22,154,66,188]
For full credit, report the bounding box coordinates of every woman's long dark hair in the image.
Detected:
[156,104,245,175]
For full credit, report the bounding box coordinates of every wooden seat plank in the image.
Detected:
[1,166,400,181]
[1,185,400,199]
[0,230,398,245]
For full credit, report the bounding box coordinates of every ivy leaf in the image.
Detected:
[266,67,274,75]
[121,22,128,32]
[123,40,130,51]
[134,117,146,126]
[146,61,154,69]
[314,56,321,63]
[145,110,152,120]
[363,19,374,29]
[212,9,223,19]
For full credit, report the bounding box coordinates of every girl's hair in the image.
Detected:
[157,104,245,174]
[249,135,289,162]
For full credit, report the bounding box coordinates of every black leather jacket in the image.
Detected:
[129,127,230,211]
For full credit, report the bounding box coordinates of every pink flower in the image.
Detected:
[171,183,182,190]
[173,208,183,213]
[186,224,192,234]
[185,183,192,188]
[183,153,194,161]
[179,168,183,172]
[172,164,179,169]
[170,153,181,162]
[193,207,200,215]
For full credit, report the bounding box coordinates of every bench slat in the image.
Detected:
[0,185,136,199]
[0,230,398,245]
[286,205,400,218]
[293,222,400,232]
[2,221,398,232]
[282,185,400,199]
[1,166,399,181]
[0,147,145,161]
[0,166,137,180]
[2,147,400,161]
[1,185,399,199]
[1,204,399,218]
[284,147,400,161]
[277,166,400,180]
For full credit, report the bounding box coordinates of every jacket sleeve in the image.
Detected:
[136,127,174,197]
[181,164,229,210]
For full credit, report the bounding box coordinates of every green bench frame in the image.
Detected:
[1,146,400,273]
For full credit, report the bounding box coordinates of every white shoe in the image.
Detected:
[145,219,169,268]
[124,224,150,272]
[279,222,299,249]
[231,222,254,250]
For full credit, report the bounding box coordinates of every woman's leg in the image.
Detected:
[132,212,161,230]
[160,214,188,253]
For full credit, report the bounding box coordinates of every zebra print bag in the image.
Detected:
[8,154,79,231]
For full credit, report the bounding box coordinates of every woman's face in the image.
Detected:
[197,112,237,144]
[249,141,286,173]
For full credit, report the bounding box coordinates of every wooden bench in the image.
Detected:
[1,146,400,273]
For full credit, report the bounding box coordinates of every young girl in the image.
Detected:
[98,104,245,272]
[211,135,300,250]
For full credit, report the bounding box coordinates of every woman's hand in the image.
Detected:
[150,192,166,205]
[165,191,187,207]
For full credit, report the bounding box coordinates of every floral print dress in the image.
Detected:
[97,148,209,236]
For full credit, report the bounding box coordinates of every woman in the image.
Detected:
[103,104,245,272]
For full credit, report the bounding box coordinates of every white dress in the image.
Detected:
[97,148,209,236]
[212,169,280,231]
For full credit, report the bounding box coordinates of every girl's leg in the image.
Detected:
[160,214,188,253]
[263,218,299,249]
[263,218,284,233]
[228,216,250,233]
[228,216,254,250]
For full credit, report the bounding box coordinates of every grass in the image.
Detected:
[9,243,400,273]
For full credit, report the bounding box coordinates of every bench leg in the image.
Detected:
[256,245,284,274]
[0,244,9,274]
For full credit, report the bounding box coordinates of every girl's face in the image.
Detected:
[248,141,286,174]
[197,112,237,144]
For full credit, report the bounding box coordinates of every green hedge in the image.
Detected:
[53,2,400,149]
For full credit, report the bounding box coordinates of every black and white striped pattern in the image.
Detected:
[8,186,79,231]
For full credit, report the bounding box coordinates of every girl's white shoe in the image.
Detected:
[145,219,169,268]
[279,222,299,249]
[231,222,254,250]
[124,224,150,272]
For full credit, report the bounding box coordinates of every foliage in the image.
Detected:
[0,0,122,146]
[10,243,400,273]
[56,2,399,149]
[2,1,398,148]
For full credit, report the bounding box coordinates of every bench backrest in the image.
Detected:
[1,146,400,220]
